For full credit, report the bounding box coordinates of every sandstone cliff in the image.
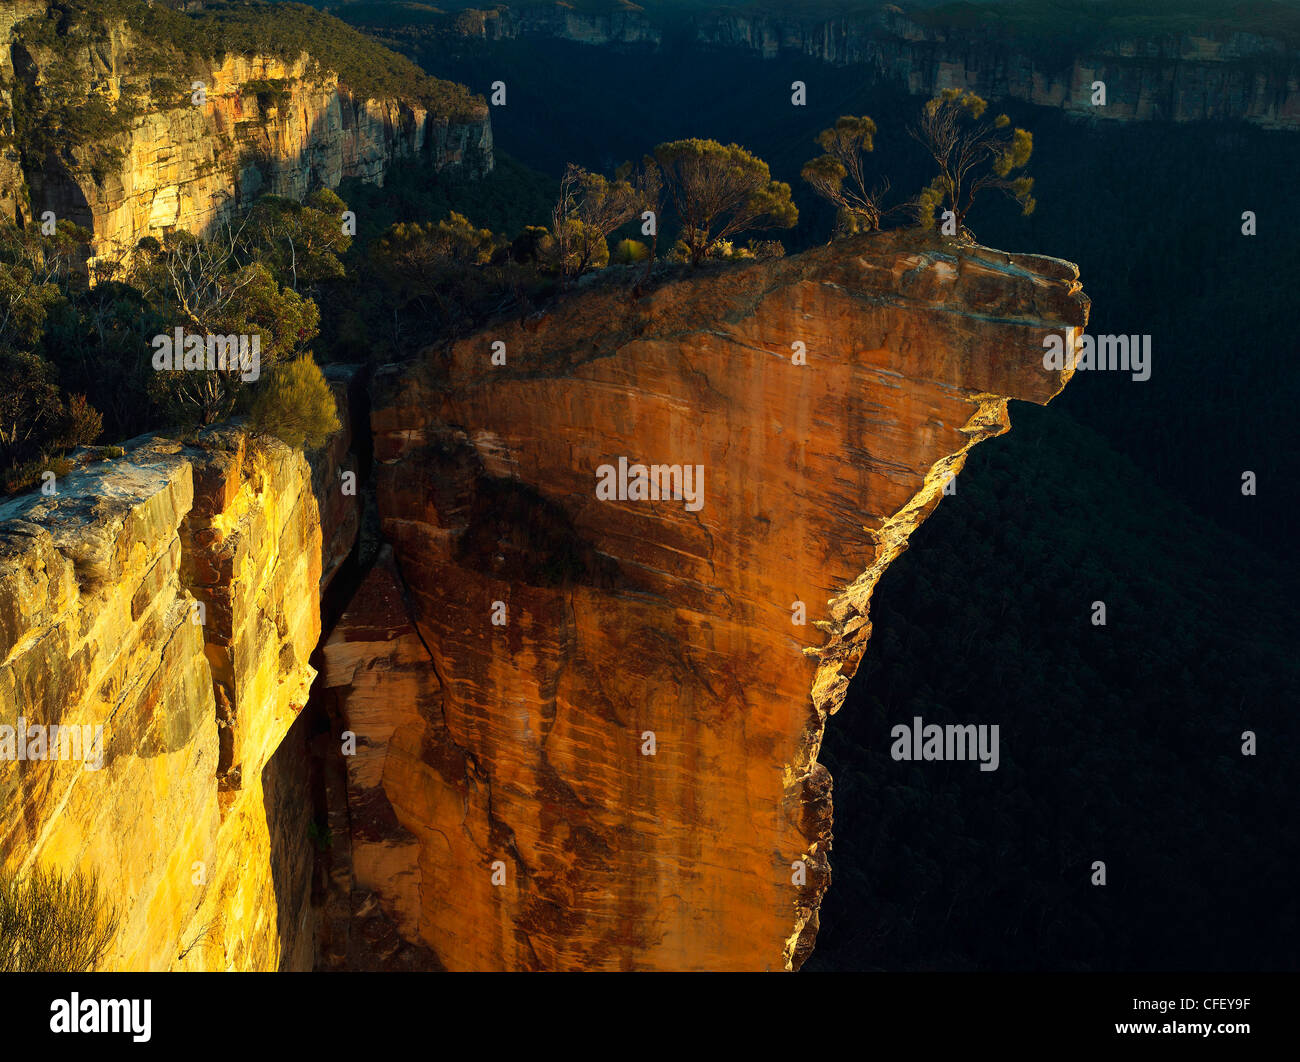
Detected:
[0,398,359,968]
[323,231,1089,970]
[0,232,1088,970]
[0,1,493,268]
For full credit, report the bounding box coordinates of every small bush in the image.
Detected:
[1,456,74,496]
[60,394,103,450]
[612,238,650,264]
[747,239,786,260]
[0,866,120,972]
[250,356,340,450]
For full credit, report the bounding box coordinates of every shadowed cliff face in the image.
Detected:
[427,4,1300,129]
[324,232,1090,970]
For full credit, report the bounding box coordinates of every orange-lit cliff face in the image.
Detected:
[323,231,1090,971]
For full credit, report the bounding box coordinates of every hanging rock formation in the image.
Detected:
[322,231,1090,970]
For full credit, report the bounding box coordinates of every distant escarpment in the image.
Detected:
[421,1,1300,129]
[696,5,1300,128]
[0,0,492,270]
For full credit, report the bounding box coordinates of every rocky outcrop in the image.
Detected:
[0,2,493,268]
[0,411,360,969]
[325,231,1089,970]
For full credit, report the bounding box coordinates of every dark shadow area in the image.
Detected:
[807,402,1300,970]
[262,705,319,971]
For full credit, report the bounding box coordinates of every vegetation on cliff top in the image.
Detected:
[0,80,1029,493]
[0,188,350,490]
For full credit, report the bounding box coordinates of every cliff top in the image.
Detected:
[7,0,486,118]
[402,230,1088,395]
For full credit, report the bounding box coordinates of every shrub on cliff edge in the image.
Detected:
[651,139,797,266]
[802,115,890,236]
[0,866,120,972]
[912,89,1035,237]
[249,356,340,451]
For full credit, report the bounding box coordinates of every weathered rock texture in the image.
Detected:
[317,545,443,966]
[0,232,1087,971]
[0,2,492,268]
[327,231,1089,970]
[0,416,358,969]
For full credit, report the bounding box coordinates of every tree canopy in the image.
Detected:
[913,89,1035,236]
[651,139,797,266]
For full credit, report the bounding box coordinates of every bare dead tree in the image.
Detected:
[150,219,256,334]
